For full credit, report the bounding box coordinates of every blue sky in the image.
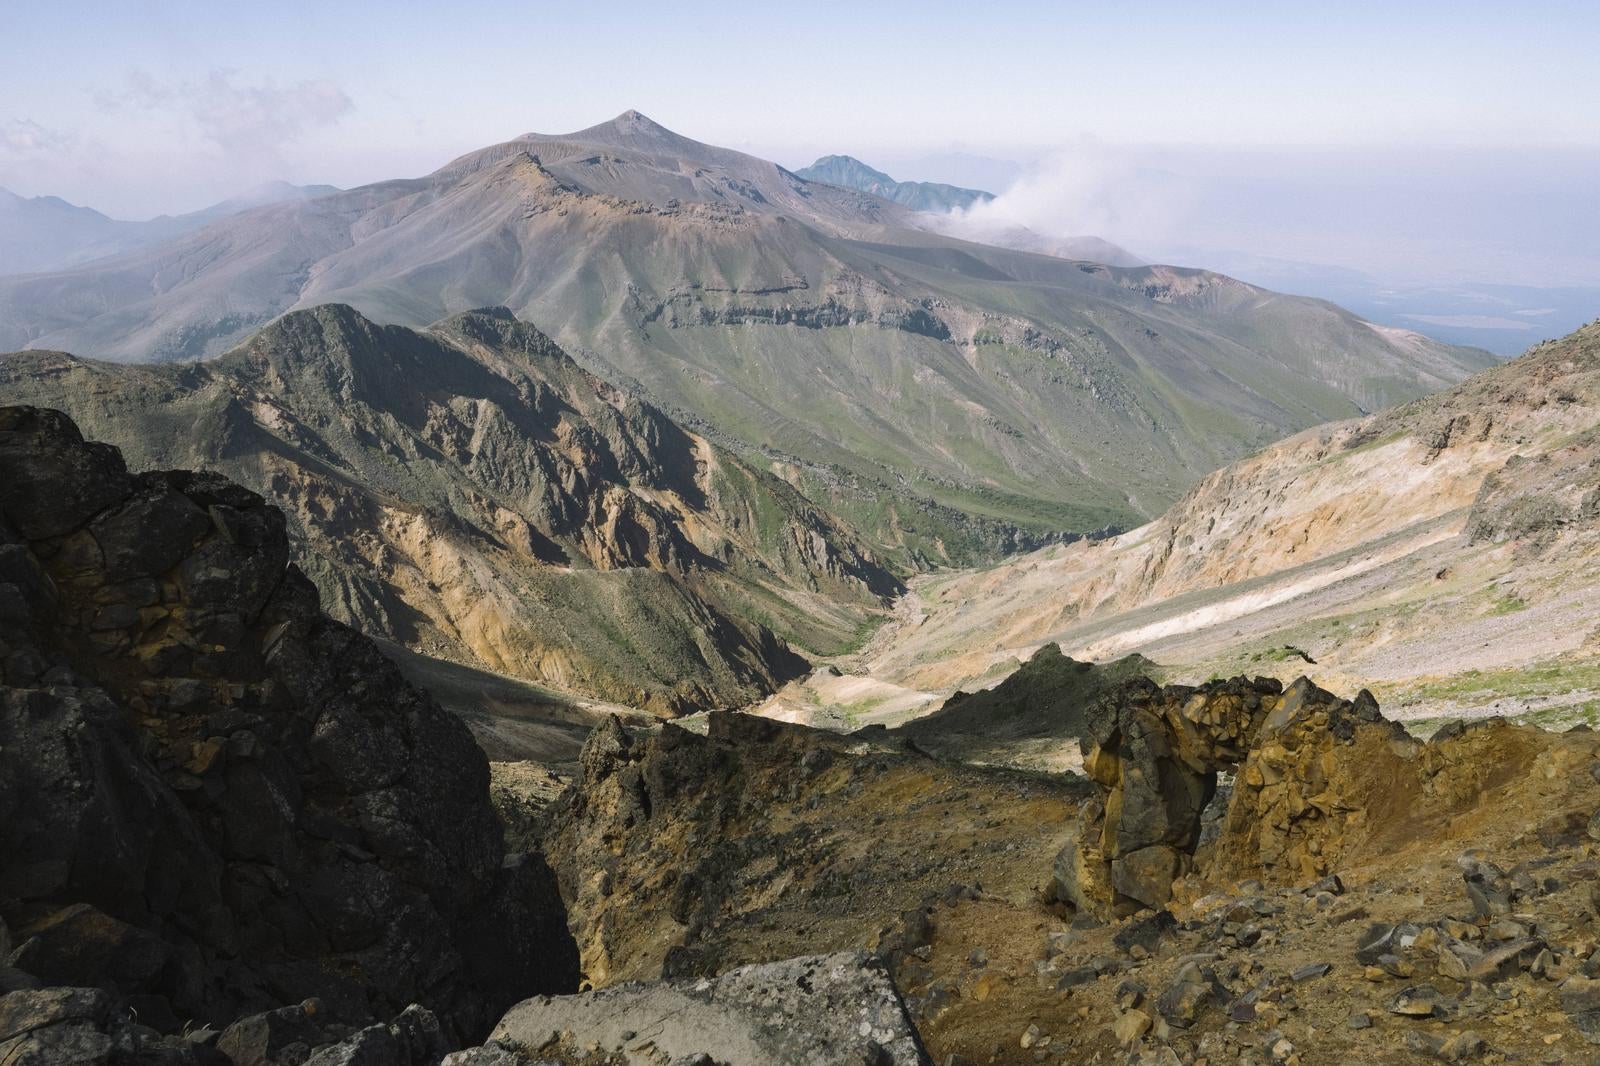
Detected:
[3,1,1598,287]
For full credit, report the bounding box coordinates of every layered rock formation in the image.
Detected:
[0,305,900,715]
[0,406,578,1042]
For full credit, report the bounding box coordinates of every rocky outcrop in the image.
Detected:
[0,406,578,1040]
[893,645,1153,767]
[1054,675,1388,915]
[1052,666,1600,924]
[1468,424,1600,549]
[455,953,929,1065]
[540,708,1085,991]
[1209,682,1407,886]
[543,712,849,987]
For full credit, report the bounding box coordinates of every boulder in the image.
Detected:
[1154,961,1217,1028]
[9,903,173,997]
[217,1000,339,1066]
[1561,975,1600,1044]
[0,985,213,1064]
[480,952,929,1065]
[301,1005,449,1066]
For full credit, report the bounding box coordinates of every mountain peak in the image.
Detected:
[540,110,708,157]
[807,155,895,184]
[572,109,670,137]
[794,155,992,213]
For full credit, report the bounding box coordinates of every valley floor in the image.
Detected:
[753,518,1600,743]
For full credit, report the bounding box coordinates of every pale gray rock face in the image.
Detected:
[480,952,930,1066]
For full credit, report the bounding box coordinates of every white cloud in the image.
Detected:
[100,69,353,157]
[0,118,73,156]
[935,144,1194,249]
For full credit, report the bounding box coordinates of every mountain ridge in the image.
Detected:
[0,303,904,714]
[0,180,341,276]
[0,112,1494,548]
[795,153,995,213]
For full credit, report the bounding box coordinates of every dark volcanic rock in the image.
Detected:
[1055,675,1284,913]
[0,406,578,1039]
[0,984,221,1064]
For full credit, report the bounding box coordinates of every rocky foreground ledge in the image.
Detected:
[0,406,932,1064]
[535,676,1600,1062]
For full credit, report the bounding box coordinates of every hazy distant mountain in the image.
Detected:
[179,180,343,225]
[796,153,1146,266]
[0,180,339,275]
[795,154,994,213]
[0,110,1494,548]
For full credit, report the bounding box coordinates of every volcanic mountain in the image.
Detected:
[0,304,900,716]
[0,111,1493,549]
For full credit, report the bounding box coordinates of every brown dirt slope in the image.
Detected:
[535,676,1600,1065]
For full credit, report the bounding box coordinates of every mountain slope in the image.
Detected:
[829,321,1600,725]
[0,304,901,713]
[795,154,994,212]
[0,111,1495,545]
[0,181,339,275]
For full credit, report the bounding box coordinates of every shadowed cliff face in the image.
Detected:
[0,305,903,714]
[0,405,579,1040]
